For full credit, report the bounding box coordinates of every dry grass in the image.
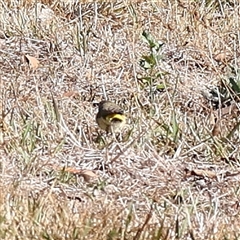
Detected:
[0,0,240,239]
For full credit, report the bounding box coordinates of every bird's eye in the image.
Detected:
[93,102,99,107]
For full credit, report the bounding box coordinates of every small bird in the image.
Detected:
[96,100,126,133]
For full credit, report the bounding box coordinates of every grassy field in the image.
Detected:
[0,0,240,239]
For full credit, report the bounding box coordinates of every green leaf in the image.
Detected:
[156,83,165,90]
[140,76,152,83]
[142,30,163,52]
[229,77,240,94]
[139,58,151,69]
[140,54,157,69]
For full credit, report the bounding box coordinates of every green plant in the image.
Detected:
[207,66,240,109]
[138,30,168,101]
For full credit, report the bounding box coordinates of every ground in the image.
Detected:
[0,1,240,239]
